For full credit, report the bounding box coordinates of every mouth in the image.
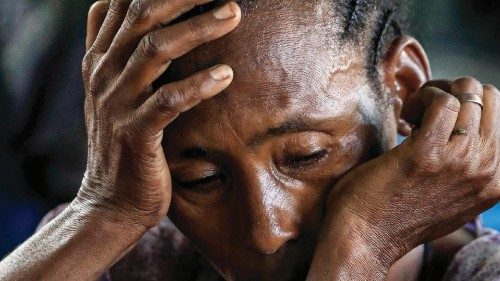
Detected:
[219,248,313,281]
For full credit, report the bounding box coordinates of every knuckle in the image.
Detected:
[453,76,480,85]
[421,80,452,92]
[434,94,460,113]
[127,0,152,26]
[155,87,180,115]
[152,77,204,116]
[186,16,213,42]
[138,32,162,60]
[483,84,499,94]
[451,76,483,93]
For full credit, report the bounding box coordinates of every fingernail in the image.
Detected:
[210,65,232,80]
[213,4,235,20]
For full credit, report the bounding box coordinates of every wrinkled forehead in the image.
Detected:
[161,1,372,149]
[163,0,355,90]
[160,0,366,126]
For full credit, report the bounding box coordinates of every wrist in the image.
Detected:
[0,198,148,281]
[308,206,403,280]
[77,175,165,230]
[333,215,392,279]
[337,205,410,268]
[69,196,148,241]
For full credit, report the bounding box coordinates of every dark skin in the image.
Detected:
[0,0,498,280]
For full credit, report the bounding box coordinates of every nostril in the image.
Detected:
[249,228,298,255]
[264,248,278,255]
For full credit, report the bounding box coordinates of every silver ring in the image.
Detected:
[455,93,484,111]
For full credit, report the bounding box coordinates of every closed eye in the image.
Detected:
[175,173,226,191]
[283,149,329,169]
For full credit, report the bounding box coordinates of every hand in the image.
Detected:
[77,0,241,230]
[326,77,499,269]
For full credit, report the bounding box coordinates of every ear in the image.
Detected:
[382,35,431,137]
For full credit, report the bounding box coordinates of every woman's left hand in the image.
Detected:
[307,77,499,280]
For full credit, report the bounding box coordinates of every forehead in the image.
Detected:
[164,0,355,84]
[163,1,368,144]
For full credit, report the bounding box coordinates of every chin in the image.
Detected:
[213,243,316,281]
[220,264,310,281]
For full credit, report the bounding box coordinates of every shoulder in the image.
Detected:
[109,218,221,281]
[38,204,221,281]
[36,203,70,232]
[443,232,500,281]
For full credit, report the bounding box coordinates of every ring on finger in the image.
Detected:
[452,128,469,136]
[455,93,484,111]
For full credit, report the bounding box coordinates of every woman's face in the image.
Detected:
[162,2,393,280]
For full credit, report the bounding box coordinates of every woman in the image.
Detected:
[1,0,499,280]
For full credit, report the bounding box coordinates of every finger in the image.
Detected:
[90,0,133,54]
[86,1,110,51]
[105,0,216,67]
[480,84,499,139]
[136,64,233,136]
[403,86,460,146]
[120,2,241,97]
[421,79,452,93]
[449,77,484,139]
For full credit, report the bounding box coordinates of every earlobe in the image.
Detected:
[393,95,413,137]
[382,35,431,136]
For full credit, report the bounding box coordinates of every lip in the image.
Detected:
[217,242,314,281]
[229,263,310,281]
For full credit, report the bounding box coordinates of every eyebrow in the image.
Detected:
[179,117,328,159]
[248,118,320,147]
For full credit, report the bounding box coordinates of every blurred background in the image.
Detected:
[0,0,499,257]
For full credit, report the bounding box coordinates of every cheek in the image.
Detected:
[299,127,378,184]
[288,181,332,232]
[168,193,236,261]
[167,178,330,256]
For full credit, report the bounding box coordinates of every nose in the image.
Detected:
[238,165,299,255]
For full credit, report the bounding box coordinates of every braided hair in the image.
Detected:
[337,0,406,99]
[188,0,407,99]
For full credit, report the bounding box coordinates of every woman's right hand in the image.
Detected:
[308,77,499,280]
[78,0,241,230]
